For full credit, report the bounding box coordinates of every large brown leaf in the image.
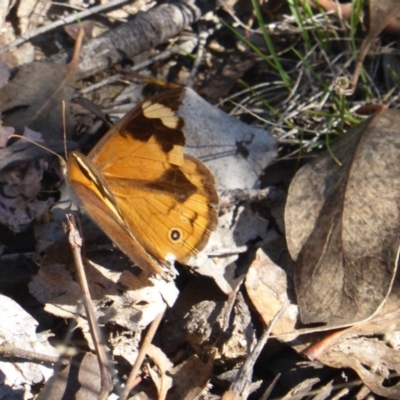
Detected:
[285,107,400,327]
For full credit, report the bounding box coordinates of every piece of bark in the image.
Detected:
[51,0,218,79]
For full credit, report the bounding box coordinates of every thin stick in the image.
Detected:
[260,373,281,400]
[0,344,68,366]
[0,0,130,55]
[78,46,182,95]
[222,277,244,332]
[187,26,208,88]
[230,303,288,398]
[65,214,113,400]
[120,311,165,400]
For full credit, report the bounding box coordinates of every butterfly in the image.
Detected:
[67,88,219,276]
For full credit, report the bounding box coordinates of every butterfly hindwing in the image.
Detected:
[109,154,218,264]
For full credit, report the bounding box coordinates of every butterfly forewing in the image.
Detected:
[68,152,165,275]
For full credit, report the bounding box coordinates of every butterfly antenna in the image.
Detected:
[9,134,63,161]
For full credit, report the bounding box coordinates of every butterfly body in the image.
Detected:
[68,89,218,276]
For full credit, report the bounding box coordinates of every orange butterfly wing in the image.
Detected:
[69,89,218,274]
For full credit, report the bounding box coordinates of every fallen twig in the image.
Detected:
[51,0,218,79]
[65,214,114,400]
[229,303,288,399]
[120,311,165,400]
[0,0,131,56]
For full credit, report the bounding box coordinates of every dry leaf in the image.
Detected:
[36,353,101,400]
[199,57,257,102]
[367,0,400,34]
[0,61,75,141]
[280,378,333,400]
[0,36,82,232]
[15,0,50,35]
[0,126,60,232]
[33,257,177,333]
[221,391,244,400]
[64,21,94,40]
[0,294,57,399]
[352,0,400,86]
[0,157,53,232]
[29,229,179,350]
[191,202,268,294]
[179,87,276,191]
[168,354,214,400]
[0,1,12,32]
[285,107,400,327]
[146,344,174,400]
[245,247,298,341]
[304,280,400,398]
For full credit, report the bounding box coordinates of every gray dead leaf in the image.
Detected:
[0,1,12,32]
[110,329,141,366]
[103,87,277,295]
[318,336,400,398]
[285,107,400,327]
[22,126,45,143]
[180,87,276,191]
[0,126,65,233]
[0,61,75,142]
[0,294,57,399]
[189,202,268,294]
[0,138,67,172]
[99,267,178,329]
[0,157,53,232]
[281,378,320,400]
[189,188,285,295]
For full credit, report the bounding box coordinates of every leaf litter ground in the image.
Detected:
[1,1,400,399]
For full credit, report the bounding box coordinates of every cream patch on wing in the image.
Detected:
[142,101,180,129]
